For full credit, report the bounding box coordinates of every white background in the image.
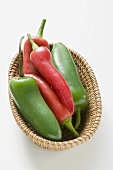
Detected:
[0,0,113,169]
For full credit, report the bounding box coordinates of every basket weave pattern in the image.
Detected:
[8,48,102,150]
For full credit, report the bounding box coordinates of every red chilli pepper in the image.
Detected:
[25,74,79,137]
[25,74,71,123]
[23,19,49,75]
[27,34,74,114]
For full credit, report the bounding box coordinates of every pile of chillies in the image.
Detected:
[9,19,88,141]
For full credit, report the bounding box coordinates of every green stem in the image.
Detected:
[62,117,79,137]
[27,33,38,50]
[19,36,24,77]
[74,107,81,130]
[37,19,46,38]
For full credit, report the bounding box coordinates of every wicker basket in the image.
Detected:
[8,46,102,151]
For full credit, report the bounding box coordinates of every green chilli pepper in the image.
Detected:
[51,42,88,130]
[9,37,62,141]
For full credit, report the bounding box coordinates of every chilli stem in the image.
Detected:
[19,36,24,77]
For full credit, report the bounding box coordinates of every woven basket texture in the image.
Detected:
[8,47,102,151]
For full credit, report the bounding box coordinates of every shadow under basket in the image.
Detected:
[8,46,102,151]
